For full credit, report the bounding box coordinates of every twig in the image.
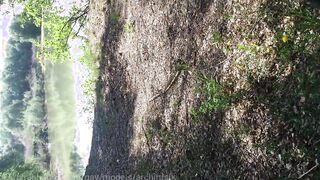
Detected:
[149,71,181,102]
[298,162,319,179]
[60,5,89,33]
[313,139,320,146]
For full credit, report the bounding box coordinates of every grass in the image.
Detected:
[212,31,223,45]
[111,10,120,22]
[124,22,134,33]
[191,74,240,119]
[195,83,228,114]
[175,62,189,71]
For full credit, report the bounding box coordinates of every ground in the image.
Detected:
[85,0,320,179]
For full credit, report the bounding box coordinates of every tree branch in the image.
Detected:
[298,162,319,179]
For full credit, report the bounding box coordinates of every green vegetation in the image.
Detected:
[199,1,320,178]
[135,0,320,178]
[212,31,223,44]
[1,40,32,129]
[0,151,24,171]
[124,22,134,33]
[10,14,40,42]
[79,40,100,98]
[111,10,120,22]
[193,75,233,115]
[16,0,89,63]
[2,0,320,178]
[0,14,40,140]
[0,12,50,177]
[175,62,189,71]
[250,2,320,173]
[0,162,48,180]
[70,146,85,176]
[0,5,85,178]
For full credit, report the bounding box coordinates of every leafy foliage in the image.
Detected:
[19,0,89,63]
[70,146,84,177]
[0,14,47,174]
[1,40,33,129]
[191,75,236,119]
[0,151,24,172]
[0,162,47,180]
[10,14,40,42]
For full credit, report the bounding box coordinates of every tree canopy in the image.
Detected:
[0,13,40,173]
[18,0,88,63]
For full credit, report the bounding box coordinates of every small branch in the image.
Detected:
[64,21,77,47]
[73,16,87,38]
[149,71,181,102]
[298,162,319,179]
[313,139,320,146]
[60,5,89,33]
